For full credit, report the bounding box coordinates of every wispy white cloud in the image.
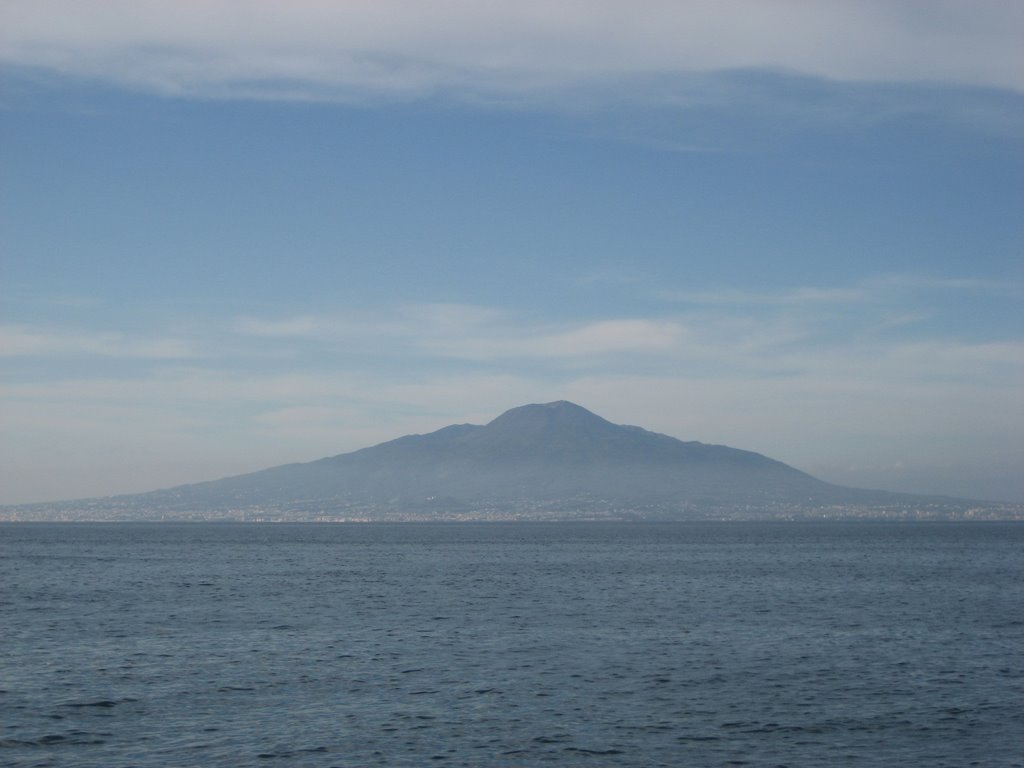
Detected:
[223,276,1024,377]
[0,324,203,359]
[421,318,686,361]
[665,285,872,307]
[232,315,322,338]
[232,303,505,343]
[876,274,1022,295]
[664,273,1020,308]
[1,1,1021,101]
[397,303,507,330]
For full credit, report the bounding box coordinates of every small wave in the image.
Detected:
[1,731,110,748]
[533,733,572,744]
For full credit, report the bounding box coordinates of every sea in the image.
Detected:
[1,521,1022,767]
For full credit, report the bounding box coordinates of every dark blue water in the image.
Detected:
[2,522,1022,767]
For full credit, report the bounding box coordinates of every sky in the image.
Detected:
[1,0,1022,505]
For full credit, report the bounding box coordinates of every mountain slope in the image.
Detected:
[8,400,997,521]
[124,401,915,516]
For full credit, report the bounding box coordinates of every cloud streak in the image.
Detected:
[664,274,1019,307]
[0,324,202,359]
[2,1,1021,101]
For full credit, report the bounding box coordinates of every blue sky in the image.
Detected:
[1,1,1022,504]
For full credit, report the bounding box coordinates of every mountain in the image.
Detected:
[8,400,1008,521]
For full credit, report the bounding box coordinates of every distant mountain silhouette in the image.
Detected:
[90,400,957,519]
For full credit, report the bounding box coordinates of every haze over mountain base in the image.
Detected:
[3,403,1020,521]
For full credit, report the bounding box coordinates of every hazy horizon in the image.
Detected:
[2,1,1022,505]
